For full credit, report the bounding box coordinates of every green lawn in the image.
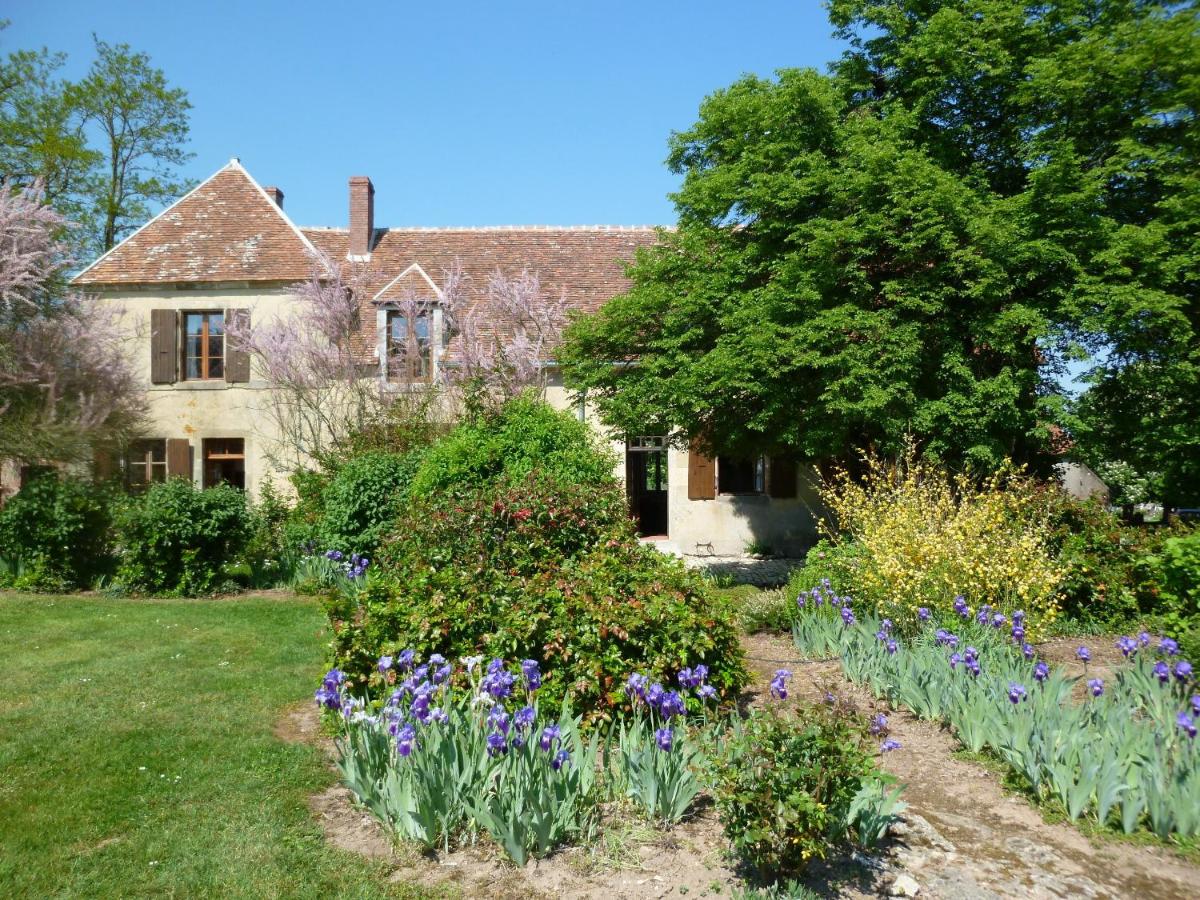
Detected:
[0,592,432,899]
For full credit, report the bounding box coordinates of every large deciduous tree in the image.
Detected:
[561,0,1198,496]
[0,184,143,465]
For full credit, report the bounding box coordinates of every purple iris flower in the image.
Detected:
[769,669,792,700]
[428,653,446,666]
[1008,682,1027,704]
[841,607,856,626]
[1176,711,1196,739]
[646,682,665,709]
[539,724,561,752]
[1022,643,1035,661]
[655,727,673,752]
[796,595,806,609]
[1192,695,1200,715]
[954,596,970,618]
[483,666,517,700]
[625,673,648,703]
[935,629,951,646]
[433,664,452,684]
[880,738,902,752]
[1174,660,1193,682]
[917,607,930,622]
[964,647,979,663]
[881,619,893,633]
[949,652,963,670]
[1076,646,1091,663]
[1012,610,1026,625]
[869,713,888,735]
[396,724,417,757]
[966,659,981,677]
[378,656,393,674]
[1033,661,1050,682]
[977,606,991,625]
[697,684,718,701]
[1087,678,1104,697]
[397,649,415,671]
[325,549,343,561]
[1011,626,1026,643]
[992,613,1007,629]
[552,748,571,770]
[875,629,889,642]
[1154,661,1171,684]
[693,664,709,683]
[659,690,687,719]
[486,706,511,735]
[521,659,542,692]
[514,705,536,731]
[1160,637,1180,656]
[1137,631,1151,647]
[886,640,898,655]
[1115,636,1137,658]
[486,732,508,757]
[430,707,449,724]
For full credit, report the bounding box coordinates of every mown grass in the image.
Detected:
[0,592,445,899]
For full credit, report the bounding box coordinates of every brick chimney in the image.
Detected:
[349,176,375,258]
[263,186,284,209]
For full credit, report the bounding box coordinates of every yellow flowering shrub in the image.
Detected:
[817,448,1063,634]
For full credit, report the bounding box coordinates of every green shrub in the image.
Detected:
[325,471,748,722]
[407,393,615,498]
[318,450,425,556]
[0,471,114,589]
[1144,529,1200,659]
[241,480,298,587]
[713,705,879,877]
[733,587,796,634]
[115,479,250,596]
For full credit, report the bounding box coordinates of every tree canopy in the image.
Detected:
[560,0,1198,498]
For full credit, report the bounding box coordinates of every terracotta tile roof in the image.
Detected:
[303,226,659,356]
[73,160,318,286]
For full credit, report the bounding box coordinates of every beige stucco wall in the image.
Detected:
[100,286,299,496]
[98,301,816,556]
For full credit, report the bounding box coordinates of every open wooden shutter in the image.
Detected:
[150,309,178,384]
[687,449,716,500]
[768,456,798,499]
[166,438,191,480]
[93,448,117,481]
[224,309,251,383]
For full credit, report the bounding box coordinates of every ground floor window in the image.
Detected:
[202,438,245,489]
[126,439,168,489]
[718,455,765,495]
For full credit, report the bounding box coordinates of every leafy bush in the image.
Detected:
[240,480,300,588]
[732,587,796,634]
[816,448,1063,634]
[318,450,425,556]
[115,479,251,596]
[1144,530,1200,660]
[325,471,748,722]
[407,393,616,498]
[712,705,880,877]
[0,471,114,589]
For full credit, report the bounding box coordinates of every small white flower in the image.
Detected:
[463,655,484,673]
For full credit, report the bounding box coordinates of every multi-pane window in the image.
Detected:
[184,311,224,380]
[126,439,167,489]
[386,310,431,380]
[718,456,765,494]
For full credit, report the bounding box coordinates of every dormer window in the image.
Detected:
[386,310,432,381]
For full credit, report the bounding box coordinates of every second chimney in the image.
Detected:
[263,186,284,209]
[349,176,375,258]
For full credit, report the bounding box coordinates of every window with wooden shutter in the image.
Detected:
[150,309,178,384]
[225,309,251,383]
[166,438,191,480]
[768,457,798,499]
[687,449,716,500]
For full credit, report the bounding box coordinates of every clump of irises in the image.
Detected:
[791,581,1200,839]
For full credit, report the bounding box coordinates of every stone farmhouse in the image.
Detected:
[72,159,817,557]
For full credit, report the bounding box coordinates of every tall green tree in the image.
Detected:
[561,0,1198,496]
[69,37,193,252]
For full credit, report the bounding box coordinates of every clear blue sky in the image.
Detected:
[5,1,845,229]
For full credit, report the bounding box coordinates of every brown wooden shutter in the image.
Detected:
[225,309,251,383]
[768,456,798,499]
[166,438,191,480]
[687,449,716,500]
[150,309,178,384]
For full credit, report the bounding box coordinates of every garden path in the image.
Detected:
[743,632,1200,900]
